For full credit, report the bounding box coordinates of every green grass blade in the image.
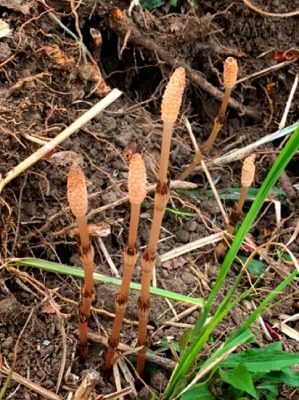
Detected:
[164,128,299,399]
[13,258,204,306]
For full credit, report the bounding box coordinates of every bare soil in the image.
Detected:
[0,0,298,399]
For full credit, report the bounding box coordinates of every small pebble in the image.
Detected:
[176,229,190,243]
[181,272,196,285]
[150,370,168,391]
[2,336,14,349]
[188,220,198,232]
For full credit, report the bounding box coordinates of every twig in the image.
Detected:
[242,0,299,18]
[236,60,295,85]
[0,366,62,400]
[200,160,229,225]
[109,14,256,117]
[73,370,101,400]
[70,0,87,64]
[0,89,122,194]
[98,238,121,278]
[196,123,299,170]
[88,332,177,371]
[279,74,299,130]
[116,358,137,397]
[56,319,67,393]
[159,232,222,263]
[0,309,34,400]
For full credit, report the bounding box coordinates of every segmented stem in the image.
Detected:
[105,154,147,373]
[137,68,186,374]
[67,163,94,361]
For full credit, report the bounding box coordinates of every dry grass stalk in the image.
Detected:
[73,369,101,400]
[0,89,122,195]
[137,67,186,375]
[67,163,94,361]
[215,153,256,258]
[179,57,238,180]
[104,154,147,373]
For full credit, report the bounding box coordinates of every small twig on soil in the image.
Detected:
[70,0,87,64]
[87,332,177,371]
[236,59,296,85]
[0,308,34,400]
[97,237,121,278]
[242,0,299,18]
[50,181,197,239]
[159,232,222,263]
[73,370,102,400]
[193,123,299,171]
[0,364,62,400]
[151,304,201,339]
[279,74,299,130]
[117,358,137,397]
[6,266,146,326]
[113,362,123,400]
[0,10,49,69]
[56,319,67,393]
[200,160,229,225]
[268,143,297,200]
[0,89,122,194]
[109,13,256,117]
[5,72,50,98]
[286,218,299,247]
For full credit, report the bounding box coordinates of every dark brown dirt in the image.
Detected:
[0,0,298,399]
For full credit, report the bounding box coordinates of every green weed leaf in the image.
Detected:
[219,343,299,373]
[262,369,299,387]
[219,364,257,398]
[181,383,215,400]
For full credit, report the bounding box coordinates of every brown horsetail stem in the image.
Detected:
[67,163,94,361]
[215,153,256,259]
[179,57,238,180]
[104,153,147,373]
[137,67,186,375]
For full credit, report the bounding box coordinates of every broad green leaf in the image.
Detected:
[264,369,299,387]
[219,364,257,398]
[141,0,164,10]
[236,256,267,277]
[181,383,215,400]
[156,339,180,353]
[258,385,278,400]
[219,343,299,373]
[256,382,279,395]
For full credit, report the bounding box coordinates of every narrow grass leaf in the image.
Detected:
[164,128,299,399]
[14,258,204,306]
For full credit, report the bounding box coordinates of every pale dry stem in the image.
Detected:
[0,89,122,194]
